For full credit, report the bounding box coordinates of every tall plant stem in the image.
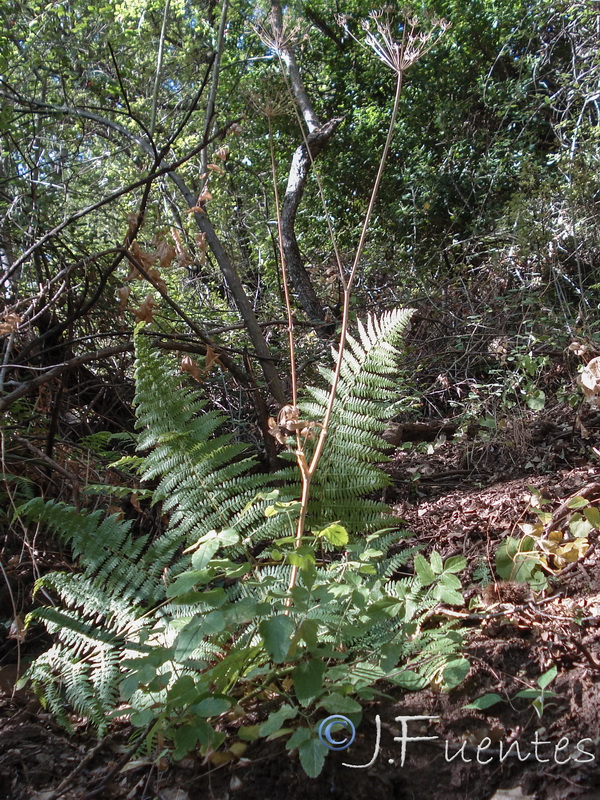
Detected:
[286,69,404,603]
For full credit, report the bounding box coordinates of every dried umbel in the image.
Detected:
[253,9,307,56]
[268,404,320,445]
[337,8,451,75]
[247,76,292,120]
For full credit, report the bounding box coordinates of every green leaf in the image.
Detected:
[318,693,362,715]
[434,584,464,606]
[259,704,298,737]
[192,695,231,717]
[444,555,467,573]
[237,725,260,741]
[167,675,201,708]
[526,389,545,410]
[292,659,326,706]
[265,500,302,518]
[298,737,327,778]
[463,693,504,710]
[173,724,198,760]
[166,570,206,598]
[191,538,221,570]
[583,506,600,528]
[439,572,462,589]
[413,554,435,586]
[217,528,239,546]
[285,725,312,751]
[569,513,593,538]
[316,523,349,546]
[496,536,540,583]
[388,670,428,690]
[173,617,205,661]
[259,615,295,663]
[537,665,557,689]
[443,658,470,688]
[567,496,589,509]
[430,550,444,574]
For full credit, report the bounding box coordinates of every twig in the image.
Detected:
[45,736,111,800]
[12,434,80,487]
[0,343,134,412]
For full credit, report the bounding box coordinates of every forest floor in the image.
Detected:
[2,403,600,800]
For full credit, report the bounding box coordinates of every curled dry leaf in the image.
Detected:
[126,211,140,237]
[204,344,222,373]
[133,294,156,323]
[207,163,224,175]
[180,354,202,382]
[131,241,158,270]
[269,404,320,444]
[213,146,229,162]
[146,267,167,293]
[8,616,25,642]
[268,416,288,445]
[125,262,142,281]
[195,233,207,266]
[155,239,176,268]
[0,313,21,335]
[117,286,130,313]
[578,357,600,407]
[228,122,242,136]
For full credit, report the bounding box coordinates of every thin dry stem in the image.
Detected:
[277,9,450,604]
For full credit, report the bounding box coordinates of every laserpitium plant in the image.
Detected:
[19,10,463,778]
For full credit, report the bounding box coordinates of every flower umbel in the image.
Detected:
[338,9,451,75]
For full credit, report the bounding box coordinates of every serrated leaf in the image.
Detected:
[318,693,362,715]
[430,550,443,574]
[298,737,327,778]
[414,554,435,586]
[173,724,198,760]
[443,658,470,688]
[292,659,326,706]
[317,523,348,547]
[434,584,464,606]
[259,704,298,737]
[285,725,312,751]
[259,615,295,663]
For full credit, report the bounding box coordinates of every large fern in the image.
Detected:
[20,310,465,749]
[301,308,413,533]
